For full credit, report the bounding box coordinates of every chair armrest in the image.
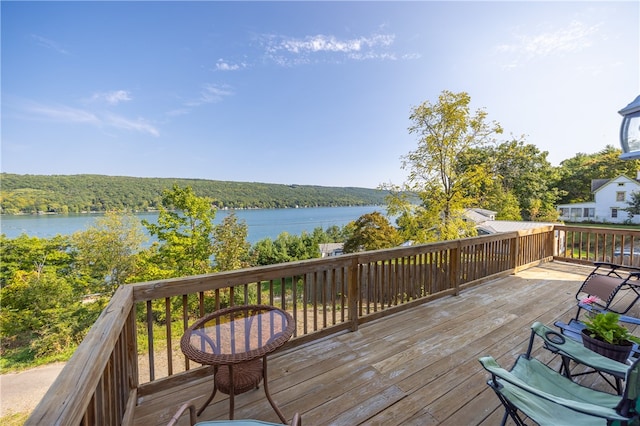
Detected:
[167,402,197,426]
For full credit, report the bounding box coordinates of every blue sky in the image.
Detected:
[2,1,639,189]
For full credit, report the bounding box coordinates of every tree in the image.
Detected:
[624,191,640,219]
[0,234,104,359]
[72,211,146,294]
[212,212,251,271]
[386,90,503,242]
[0,234,75,288]
[460,138,559,221]
[556,146,640,204]
[142,185,215,277]
[343,212,401,253]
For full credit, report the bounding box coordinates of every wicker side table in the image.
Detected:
[181,305,295,423]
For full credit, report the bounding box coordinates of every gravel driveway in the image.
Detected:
[0,362,65,418]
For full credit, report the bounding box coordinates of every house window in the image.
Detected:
[616,191,626,202]
[559,208,569,216]
[583,208,595,218]
[612,208,618,218]
[570,208,582,217]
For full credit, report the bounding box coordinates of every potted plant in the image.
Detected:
[582,311,640,362]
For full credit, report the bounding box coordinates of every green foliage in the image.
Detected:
[249,226,345,266]
[555,146,640,204]
[1,173,388,214]
[72,212,146,293]
[624,191,640,218]
[0,267,105,359]
[212,212,251,271]
[0,409,29,426]
[0,234,76,289]
[386,90,502,242]
[142,185,215,277]
[459,138,559,221]
[583,312,640,345]
[343,212,401,252]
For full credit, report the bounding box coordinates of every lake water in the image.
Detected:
[0,206,386,244]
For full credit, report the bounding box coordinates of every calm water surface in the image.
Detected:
[0,206,385,244]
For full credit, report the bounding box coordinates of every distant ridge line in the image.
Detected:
[0,173,389,214]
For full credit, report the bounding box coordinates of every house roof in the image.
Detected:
[591,174,640,193]
[319,243,344,255]
[462,208,496,223]
[477,220,559,234]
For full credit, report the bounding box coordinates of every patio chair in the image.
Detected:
[574,262,640,320]
[530,321,630,394]
[479,354,640,426]
[167,402,301,426]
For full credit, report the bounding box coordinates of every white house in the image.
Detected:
[556,174,640,224]
[319,243,344,257]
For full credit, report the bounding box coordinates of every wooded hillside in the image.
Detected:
[0,174,388,214]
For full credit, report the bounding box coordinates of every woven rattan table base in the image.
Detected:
[215,359,264,395]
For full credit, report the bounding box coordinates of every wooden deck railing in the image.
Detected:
[554,225,639,267]
[27,225,625,426]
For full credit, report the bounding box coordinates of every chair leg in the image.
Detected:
[559,355,573,380]
[494,387,527,426]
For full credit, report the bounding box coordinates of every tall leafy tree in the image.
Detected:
[142,185,215,277]
[212,212,251,271]
[460,138,559,221]
[343,212,401,252]
[72,211,145,293]
[624,191,640,219]
[386,90,503,241]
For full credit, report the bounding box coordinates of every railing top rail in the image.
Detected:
[555,225,640,235]
[26,285,134,426]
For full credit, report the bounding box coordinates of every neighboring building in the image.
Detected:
[319,243,344,257]
[463,208,559,235]
[556,174,640,224]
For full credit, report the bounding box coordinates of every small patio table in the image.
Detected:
[180,305,295,423]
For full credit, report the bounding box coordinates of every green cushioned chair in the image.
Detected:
[479,355,638,425]
[479,322,640,425]
[531,321,630,394]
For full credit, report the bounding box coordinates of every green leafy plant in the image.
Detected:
[583,312,640,345]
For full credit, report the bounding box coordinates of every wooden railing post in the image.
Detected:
[451,241,461,296]
[511,233,520,271]
[348,256,359,331]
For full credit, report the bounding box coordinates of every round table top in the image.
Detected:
[181,305,295,365]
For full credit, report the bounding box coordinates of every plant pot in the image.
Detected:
[581,329,632,363]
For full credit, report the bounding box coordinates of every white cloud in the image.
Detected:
[279,33,394,54]
[20,100,158,136]
[215,59,246,71]
[186,84,234,106]
[27,103,99,123]
[496,20,601,68]
[262,32,405,65]
[105,114,160,137]
[31,34,69,55]
[92,90,132,105]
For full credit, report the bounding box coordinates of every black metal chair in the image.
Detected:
[574,262,640,320]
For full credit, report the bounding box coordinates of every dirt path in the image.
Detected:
[0,363,65,418]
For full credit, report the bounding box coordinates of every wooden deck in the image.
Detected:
[133,261,640,426]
